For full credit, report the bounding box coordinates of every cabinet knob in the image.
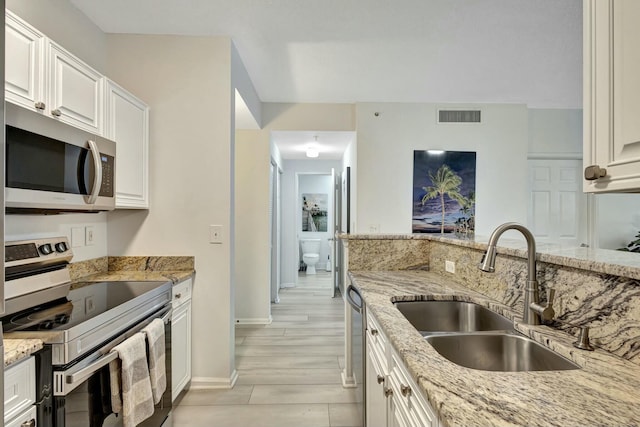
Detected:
[34,101,46,110]
[21,419,36,427]
[384,387,393,397]
[584,165,607,180]
[370,329,378,336]
[377,375,384,384]
[175,293,182,299]
[401,384,412,397]
[51,109,62,117]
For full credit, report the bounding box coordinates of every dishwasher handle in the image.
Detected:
[346,284,363,313]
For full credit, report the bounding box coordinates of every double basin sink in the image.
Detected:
[394,300,579,372]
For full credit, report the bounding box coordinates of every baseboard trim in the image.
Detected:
[341,370,358,388]
[235,316,273,325]
[280,282,295,288]
[190,371,238,389]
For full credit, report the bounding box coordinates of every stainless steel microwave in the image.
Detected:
[5,103,116,213]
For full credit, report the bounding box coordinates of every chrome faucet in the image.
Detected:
[479,222,555,325]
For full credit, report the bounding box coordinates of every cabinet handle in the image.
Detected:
[377,375,384,384]
[34,101,45,110]
[21,419,36,427]
[384,387,393,397]
[401,384,412,397]
[51,109,62,117]
[584,165,606,180]
[370,329,378,336]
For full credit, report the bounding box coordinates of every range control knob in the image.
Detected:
[38,244,53,255]
[55,242,68,253]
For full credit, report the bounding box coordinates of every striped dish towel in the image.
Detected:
[109,332,155,427]
[142,318,167,404]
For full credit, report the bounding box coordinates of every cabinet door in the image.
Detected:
[5,11,45,111]
[171,301,192,401]
[5,406,36,427]
[105,80,150,208]
[365,344,388,427]
[48,41,103,134]
[584,0,640,192]
[4,357,35,425]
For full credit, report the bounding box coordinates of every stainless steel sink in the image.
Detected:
[394,301,514,334]
[425,332,580,371]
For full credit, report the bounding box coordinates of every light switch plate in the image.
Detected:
[210,225,223,244]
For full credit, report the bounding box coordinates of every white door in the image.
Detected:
[269,161,281,303]
[528,159,587,247]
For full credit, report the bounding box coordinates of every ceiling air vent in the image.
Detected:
[438,109,481,124]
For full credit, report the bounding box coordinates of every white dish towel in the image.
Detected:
[109,332,155,427]
[142,318,167,404]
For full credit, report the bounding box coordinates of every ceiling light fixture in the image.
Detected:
[306,136,320,158]
[427,150,445,155]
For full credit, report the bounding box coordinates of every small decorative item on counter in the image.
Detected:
[618,231,640,253]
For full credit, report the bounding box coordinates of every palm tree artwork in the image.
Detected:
[412,150,476,234]
[421,165,466,233]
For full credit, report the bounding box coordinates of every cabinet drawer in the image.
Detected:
[4,356,35,424]
[172,278,192,307]
[6,405,37,427]
[366,311,387,359]
[390,351,435,427]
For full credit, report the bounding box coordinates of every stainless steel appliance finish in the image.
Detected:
[5,102,116,213]
[1,0,7,420]
[2,238,173,427]
[345,284,364,427]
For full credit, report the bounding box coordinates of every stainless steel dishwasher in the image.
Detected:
[345,284,364,427]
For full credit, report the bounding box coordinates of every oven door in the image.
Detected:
[52,306,172,427]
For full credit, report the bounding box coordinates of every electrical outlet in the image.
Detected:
[445,260,456,274]
[368,224,380,233]
[85,226,95,246]
[85,296,95,313]
[210,225,223,244]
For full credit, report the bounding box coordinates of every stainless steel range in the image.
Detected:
[2,237,173,427]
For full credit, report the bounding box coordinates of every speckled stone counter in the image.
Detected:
[4,339,43,367]
[69,256,195,284]
[350,270,640,427]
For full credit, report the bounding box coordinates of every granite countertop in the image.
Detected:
[4,339,43,367]
[350,270,640,427]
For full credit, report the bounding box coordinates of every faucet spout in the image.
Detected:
[479,222,551,325]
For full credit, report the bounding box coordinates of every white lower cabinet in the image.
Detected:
[4,356,36,427]
[172,278,193,401]
[365,311,438,427]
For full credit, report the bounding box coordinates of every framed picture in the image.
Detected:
[302,193,328,232]
[412,151,476,234]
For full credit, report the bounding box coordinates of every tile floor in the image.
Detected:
[172,271,361,427]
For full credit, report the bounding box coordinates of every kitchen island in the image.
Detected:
[351,269,640,427]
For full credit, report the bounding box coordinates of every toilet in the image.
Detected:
[300,239,321,274]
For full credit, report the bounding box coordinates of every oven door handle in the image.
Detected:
[55,305,172,396]
[66,351,118,386]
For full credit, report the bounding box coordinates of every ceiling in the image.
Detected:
[271,131,355,160]
[69,0,583,158]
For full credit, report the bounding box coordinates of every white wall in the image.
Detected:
[7,0,107,73]
[281,159,342,285]
[596,194,640,250]
[355,103,529,236]
[106,35,236,387]
[528,109,582,156]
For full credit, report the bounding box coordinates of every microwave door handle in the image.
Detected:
[86,139,103,205]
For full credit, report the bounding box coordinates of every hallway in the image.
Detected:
[172,272,360,427]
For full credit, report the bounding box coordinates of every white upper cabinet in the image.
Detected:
[105,79,150,209]
[47,41,104,135]
[5,11,46,111]
[584,0,640,192]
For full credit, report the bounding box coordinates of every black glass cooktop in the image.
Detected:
[2,280,169,332]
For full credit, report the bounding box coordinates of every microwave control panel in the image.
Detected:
[99,154,115,197]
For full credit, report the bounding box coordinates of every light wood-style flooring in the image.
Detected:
[172,272,360,427]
